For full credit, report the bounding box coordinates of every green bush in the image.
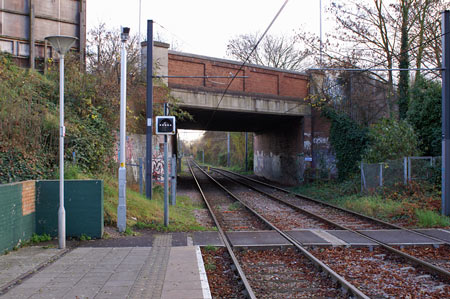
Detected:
[0,52,115,183]
[363,118,420,163]
[407,76,441,156]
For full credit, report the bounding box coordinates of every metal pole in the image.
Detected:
[319,0,323,66]
[227,132,230,167]
[245,132,248,171]
[58,54,66,249]
[138,0,142,71]
[171,155,176,206]
[146,20,153,199]
[117,33,128,233]
[442,10,450,216]
[164,103,169,226]
[202,150,204,164]
[139,157,143,195]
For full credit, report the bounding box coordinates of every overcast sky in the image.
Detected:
[87,0,326,59]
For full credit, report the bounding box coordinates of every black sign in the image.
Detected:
[156,116,176,135]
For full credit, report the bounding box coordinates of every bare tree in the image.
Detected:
[87,23,141,83]
[226,33,310,71]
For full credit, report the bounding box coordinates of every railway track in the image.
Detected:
[188,160,450,298]
[210,167,450,272]
[213,167,450,246]
[188,160,366,298]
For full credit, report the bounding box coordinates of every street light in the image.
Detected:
[45,35,78,249]
[118,27,130,232]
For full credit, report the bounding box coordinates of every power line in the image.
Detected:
[205,0,290,130]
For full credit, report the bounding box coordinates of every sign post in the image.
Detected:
[156,113,176,226]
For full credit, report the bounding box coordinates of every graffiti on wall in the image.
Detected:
[113,134,172,184]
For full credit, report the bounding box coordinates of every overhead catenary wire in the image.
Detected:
[205,0,290,130]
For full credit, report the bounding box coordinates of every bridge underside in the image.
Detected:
[177,107,302,132]
[178,108,306,186]
[174,87,309,186]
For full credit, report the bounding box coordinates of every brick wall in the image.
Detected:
[0,181,35,252]
[22,180,36,216]
[168,52,308,99]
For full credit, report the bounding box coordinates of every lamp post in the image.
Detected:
[118,27,130,232]
[45,35,78,249]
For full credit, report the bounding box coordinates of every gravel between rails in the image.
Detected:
[201,247,246,299]
[311,247,450,298]
[192,167,268,231]
[396,245,450,272]
[212,172,335,230]
[236,247,347,298]
[219,170,391,230]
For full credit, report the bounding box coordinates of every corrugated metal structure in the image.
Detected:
[0,0,86,69]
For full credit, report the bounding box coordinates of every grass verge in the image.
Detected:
[291,180,450,228]
[102,174,210,232]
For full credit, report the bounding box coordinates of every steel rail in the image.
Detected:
[212,168,450,282]
[214,167,450,247]
[187,161,257,299]
[191,160,370,299]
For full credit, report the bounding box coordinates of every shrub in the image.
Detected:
[363,118,420,163]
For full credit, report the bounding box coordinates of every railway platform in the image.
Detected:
[1,229,449,298]
[0,234,211,299]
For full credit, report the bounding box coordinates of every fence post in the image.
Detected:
[379,163,383,187]
[139,158,143,195]
[403,157,407,185]
[408,157,412,182]
[361,162,367,193]
[361,162,363,193]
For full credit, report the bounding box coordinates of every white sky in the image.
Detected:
[87,0,326,59]
[87,0,327,141]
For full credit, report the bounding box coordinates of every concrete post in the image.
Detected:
[29,0,35,69]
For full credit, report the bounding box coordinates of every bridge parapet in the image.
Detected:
[168,51,309,100]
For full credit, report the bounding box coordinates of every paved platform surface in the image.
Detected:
[0,235,211,299]
[0,247,64,292]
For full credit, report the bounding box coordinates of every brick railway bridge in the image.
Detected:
[143,42,331,186]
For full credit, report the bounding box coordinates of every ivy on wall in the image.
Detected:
[321,107,370,180]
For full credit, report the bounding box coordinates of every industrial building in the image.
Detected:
[0,0,86,69]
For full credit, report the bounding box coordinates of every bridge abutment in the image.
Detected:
[254,118,305,186]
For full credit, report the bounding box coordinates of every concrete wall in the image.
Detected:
[35,180,103,238]
[254,118,305,186]
[0,0,86,68]
[114,133,175,186]
[0,181,35,252]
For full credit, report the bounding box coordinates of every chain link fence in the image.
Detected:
[361,157,440,194]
